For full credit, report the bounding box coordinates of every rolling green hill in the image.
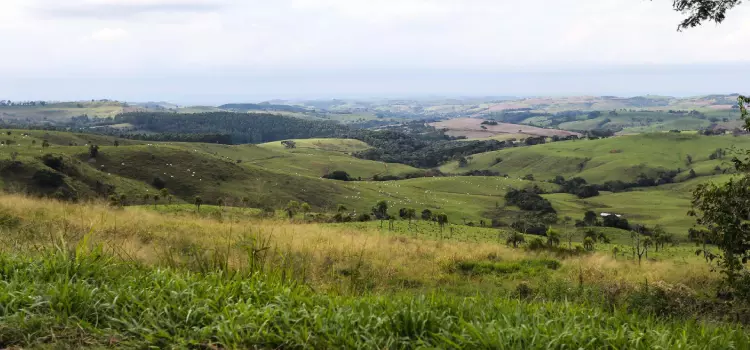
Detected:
[440,133,749,183]
[0,129,744,237]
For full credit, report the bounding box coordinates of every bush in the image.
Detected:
[152,176,166,189]
[505,188,556,214]
[32,169,64,188]
[41,154,64,171]
[322,170,352,181]
[576,185,600,199]
[516,282,534,299]
[527,237,546,250]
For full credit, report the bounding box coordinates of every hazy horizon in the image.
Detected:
[2,0,749,104]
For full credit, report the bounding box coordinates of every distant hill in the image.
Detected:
[440,132,749,184]
[219,103,309,113]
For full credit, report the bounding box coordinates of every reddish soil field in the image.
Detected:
[431,118,581,139]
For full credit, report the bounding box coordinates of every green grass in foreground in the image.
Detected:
[1,250,748,349]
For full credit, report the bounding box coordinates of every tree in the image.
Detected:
[152,177,166,190]
[686,154,693,165]
[322,170,352,181]
[563,216,574,249]
[546,228,561,247]
[42,140,50,148]
[337,204,347,213]
[108,194,119,207]
[119,194,127,207]
[241,197,250,207]
[88,144,99,158]
[217,198,225,209]
[552,175,566,185]
[631,230,648,266]
[143,193,150,204]
[506,231,525,248]
[421,209,432,221]
[660,0,743,31]
[435,213,449,235]
[583,237,595,251]
[301,202,311,219]
[372,200,389,228]
[399,208,416,229]
[159,188,169,206]
[194,196,203,210]
[522,174,535,181]
[114,140,119,147]
[576,185,600,199]
[286,200,300,220]
[688,169,697,179]
[281,140,297,149]
[152,194,160,209]
[690,175,750,286]
[457,156,468,168]
[583,211,599,226]
[651,225,673,252]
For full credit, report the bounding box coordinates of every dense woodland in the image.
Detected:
[99,112,511,168]
[113,112,350,144]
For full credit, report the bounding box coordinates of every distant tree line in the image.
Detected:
[111,112,352,144]
[218,103,309,113]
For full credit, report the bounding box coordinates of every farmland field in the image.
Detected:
[431,117,581,139]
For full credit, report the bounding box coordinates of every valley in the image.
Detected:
[1,95,749,348]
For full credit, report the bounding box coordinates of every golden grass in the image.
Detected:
[0,194,718,294]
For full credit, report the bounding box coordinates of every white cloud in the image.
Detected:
[0,0,749,100]
[90,27,129,41]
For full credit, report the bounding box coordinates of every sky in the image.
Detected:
[1,0,749,104]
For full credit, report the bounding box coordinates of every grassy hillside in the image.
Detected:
[0,129,744,238]
[1,194,747,348]
[0,101,128,122]
[441,133,749,183]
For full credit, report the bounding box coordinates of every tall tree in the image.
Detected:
[690,175,750,286]
[661,0,743,30]
[372,200,389,228]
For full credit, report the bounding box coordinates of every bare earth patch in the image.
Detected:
[431,117,581,139]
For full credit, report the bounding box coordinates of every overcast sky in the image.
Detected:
[1,0,749,104]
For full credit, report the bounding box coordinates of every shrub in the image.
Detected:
[576,185,600,199]
[515,282,534,299]
[32,169,64,188]
[41,154,64,171]
[152,176,166,189]
[322,170,352,181]
[505,188,556,214]
[527,237,546,250]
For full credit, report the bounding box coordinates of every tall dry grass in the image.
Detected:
[0,194,717,294]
